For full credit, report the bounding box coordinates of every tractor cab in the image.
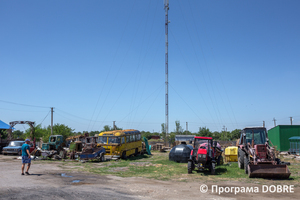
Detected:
[188,136,217,175]
[193,137,215,165]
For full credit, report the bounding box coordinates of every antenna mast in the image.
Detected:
[164,0,169,145]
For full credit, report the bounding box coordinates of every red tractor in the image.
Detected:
[188,136,223,175]
[238,127,290,179]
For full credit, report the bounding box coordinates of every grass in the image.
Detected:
[36,151,300,185]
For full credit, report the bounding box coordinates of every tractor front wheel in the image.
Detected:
[211,163,216,175]
[244,155,249,174]
[188,161,193,174]
[238,148,245,169]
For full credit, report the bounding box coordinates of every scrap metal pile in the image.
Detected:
[38,133,106,162]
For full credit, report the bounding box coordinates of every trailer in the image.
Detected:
[79,146,105,161]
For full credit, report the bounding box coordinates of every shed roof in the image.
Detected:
[0,120,12,129]
[289,136,300,141]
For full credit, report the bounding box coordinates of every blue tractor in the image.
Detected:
[42,135,65,152]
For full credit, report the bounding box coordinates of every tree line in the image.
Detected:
[142,121,241,144]
[0,123,121,143]
[0,121,240,143]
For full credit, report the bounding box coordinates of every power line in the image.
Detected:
[56,109,104,123]
[0,99,49,108]
[169,83,207,126]
[87,0,138,131]
[37,111,51,125]
[0,107,46,112]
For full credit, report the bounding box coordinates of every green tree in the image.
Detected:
[100,125,122,132]
[13,130,24,139]
[174,120,184,135]
[168,132,176,144]
[24,123,74,143]
[89,131,100,136]
[0,129,8,139]
[219,130,230,141]
[161,123,166,140]
[141,131,153,140]
[230,129,241,140]
[197,127,212,137]
[24,124,49,142]
[212,131,221,140]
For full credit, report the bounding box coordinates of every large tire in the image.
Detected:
[100,154,105,162]
[211,163,216,175]
[244,155,249,174]
[238,148,245,169]
[121,151,127,159]
[188,161,193,174]
[134,148,138,156]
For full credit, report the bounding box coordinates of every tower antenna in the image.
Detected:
[164,0,169,145]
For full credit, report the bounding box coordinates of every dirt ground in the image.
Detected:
[0,155,298,200]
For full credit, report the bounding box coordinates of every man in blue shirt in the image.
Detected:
[21,139,31,175]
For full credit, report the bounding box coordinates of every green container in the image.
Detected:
[268,125,300,151]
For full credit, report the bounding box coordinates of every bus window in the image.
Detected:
[130,135,133,142]
[137,134,140,141]
[108,137,120,144]
[126,136,130,143]
[121,137,125,144]
[98,136,108,144]
[133,135,136,142]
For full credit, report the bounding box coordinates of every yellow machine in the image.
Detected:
[225,146,238,162]
[98,129,142,159]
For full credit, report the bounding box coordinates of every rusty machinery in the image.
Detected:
[238,127,290,179]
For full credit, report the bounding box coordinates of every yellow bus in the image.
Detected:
[98,129,142,159]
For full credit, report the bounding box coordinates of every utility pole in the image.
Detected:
[263,121,265,127]
[290,117,293,125]
[113,121,116,130]
[51,107,54,135]
[273,118,276,127]
[164,0,169,145]
[186,122,188,135]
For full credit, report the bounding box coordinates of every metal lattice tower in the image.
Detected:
[164,0,169,144]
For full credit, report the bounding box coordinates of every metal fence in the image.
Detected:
[290,141,300,155]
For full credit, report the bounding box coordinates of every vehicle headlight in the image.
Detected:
[203,154,206,158]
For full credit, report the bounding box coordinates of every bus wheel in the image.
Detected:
[122,151,127,159]
[134,148,138,156]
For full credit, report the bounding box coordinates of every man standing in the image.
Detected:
[21,139,31,175]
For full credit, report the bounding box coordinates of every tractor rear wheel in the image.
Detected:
[244,155,249,174]
[188,161,193,174]
[238,149,245,169]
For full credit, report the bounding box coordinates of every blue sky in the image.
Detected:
[1,0,300,134]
